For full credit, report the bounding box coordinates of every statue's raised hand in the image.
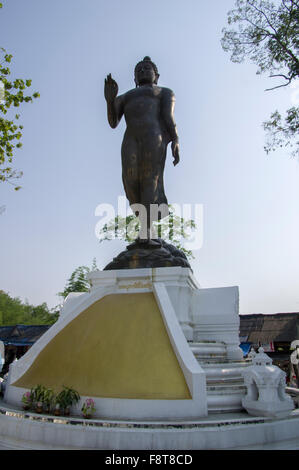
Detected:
[104,74,118,103]
[171,140,180,166]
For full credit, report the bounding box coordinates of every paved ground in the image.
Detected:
[227,437,299,450]
[0,436,83,450]
[0,436,299,450]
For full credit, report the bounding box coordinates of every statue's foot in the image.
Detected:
[145,238,161,248]
[136,236,148,245]
[127,237,161,250]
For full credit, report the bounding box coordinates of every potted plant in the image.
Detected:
[54,390,65,416]
[21,390,33,410]
[43,388,55,414]
[62,386,80,416]
[81,398,96,419]
[56,386,80,416]
[31,384,46,413]
[54,401,61,416]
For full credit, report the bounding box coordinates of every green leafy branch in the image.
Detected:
[221,0,299,157]
[97,206,197,260]
[0,6,40,189]
[263,106,299,155]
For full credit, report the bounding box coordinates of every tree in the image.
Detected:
[0,1,40,189]
[58,259,98,299]
[221,0,299,156]
[97,207,197,260]
[0,290,58,326]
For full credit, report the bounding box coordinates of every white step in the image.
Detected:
[188,341,251,414]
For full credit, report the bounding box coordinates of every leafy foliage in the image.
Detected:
[58,266,91,299]
[263,106,299,154]
[58,258,98,299]
[21,390,33,406]
[221,0,299,156]
[30,384,46,403]
[98,206,196,259]
[0,290,58,326]
[42,388,55,408]
[0,2,40,189]
[55,386,80,408]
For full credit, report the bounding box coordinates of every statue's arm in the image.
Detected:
[107,95,124,129]
[161,88,180,166]
[161,88,179,142]
[104,74,124,129]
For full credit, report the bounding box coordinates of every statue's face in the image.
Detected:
[135,61,157,86]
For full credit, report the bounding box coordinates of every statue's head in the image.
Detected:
[134,56,159,87]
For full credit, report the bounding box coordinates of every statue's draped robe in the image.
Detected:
[114,85,177,223]
[121,132,169,221]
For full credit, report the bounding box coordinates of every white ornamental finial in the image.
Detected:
[252,347,272,366]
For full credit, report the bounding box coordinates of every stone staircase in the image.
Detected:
[189,341,251,413]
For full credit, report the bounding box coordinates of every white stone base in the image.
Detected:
[5,268,209,420]
[2,266,298,448]
[4,267,246,418]
[0,402,299,450]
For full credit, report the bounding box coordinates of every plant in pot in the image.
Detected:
[81,398,96,419]
[54,390,65,416]
[54,400,61,416]
[62,386,80,416]
[43,388,55,414]
[21,390,33,410]
[56,386,80,416]
[31,384,46,413]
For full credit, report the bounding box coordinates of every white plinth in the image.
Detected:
[4,267,245,419]
[5,268,210,420]
[2,266,298,449]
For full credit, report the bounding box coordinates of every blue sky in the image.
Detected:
[1,0,299,314]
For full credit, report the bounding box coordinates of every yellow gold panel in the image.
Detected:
[13,293,191,399]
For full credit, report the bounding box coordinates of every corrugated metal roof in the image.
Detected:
[0,324,50,345]
[240,313,299,343]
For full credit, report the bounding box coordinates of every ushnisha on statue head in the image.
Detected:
[134,56,160,87]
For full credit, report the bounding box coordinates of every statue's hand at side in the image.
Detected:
[171,140,180,166]
[104,74,118,103]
